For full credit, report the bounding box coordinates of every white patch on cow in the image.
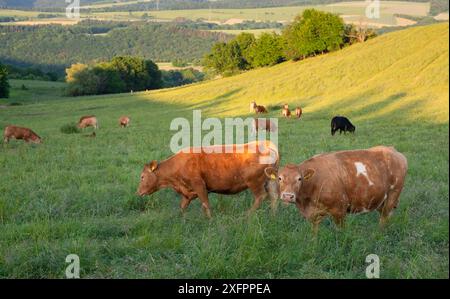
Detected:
[383,193,387,200]
[354,162,374,186]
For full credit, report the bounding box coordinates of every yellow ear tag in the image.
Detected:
[270,174,276,180]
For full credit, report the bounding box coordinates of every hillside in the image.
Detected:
[147,22,449,123]
[0,23,448,279]
[0,23,230,72]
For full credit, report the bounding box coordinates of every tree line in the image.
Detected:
[0,22,231,74]
[66,56,205,97]
[203,9,376,76]
[0,61,9,98]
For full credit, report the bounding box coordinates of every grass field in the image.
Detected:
[209,28,282,36]
[87,1,429,27]
[0,1,429,28]
[0,23,448,278]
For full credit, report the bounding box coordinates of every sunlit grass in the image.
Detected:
[0,23,448,278]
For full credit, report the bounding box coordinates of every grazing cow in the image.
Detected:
[119,116,130,128]
[254,104,268,114]
[250,101,257,113]
[295,107,302,119]
[3,125,42,144]
[282,107,291,118]
[251,118,277,134]
[78,115,98,129]
[265,146,407,232]
[137,140,280,217]
[331,116,355,135]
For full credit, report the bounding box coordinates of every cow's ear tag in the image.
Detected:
[270,174,277,180]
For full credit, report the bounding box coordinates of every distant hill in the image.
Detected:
[0,0,104,8]
[148,23,449,123]
[0,22,231,73]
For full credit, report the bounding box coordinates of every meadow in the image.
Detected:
[0,23,448,278]
[88,1,429,26]
[0,1,430,27]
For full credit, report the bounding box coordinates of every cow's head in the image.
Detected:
[349,124,356,133]
[30,133,42,144]
[137,160,159,196]
[266,165,315,203]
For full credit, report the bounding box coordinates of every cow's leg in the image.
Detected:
[191,181,212,218]
[332,213,346,229]
[310,215,325,235]
[180,196,193,214]
[3,136,8,144]
[378,189,402,227]
[247,182,267,214]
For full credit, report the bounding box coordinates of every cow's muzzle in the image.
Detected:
[281,192,296,203]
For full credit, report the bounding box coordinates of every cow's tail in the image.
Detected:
[260,141,279,166]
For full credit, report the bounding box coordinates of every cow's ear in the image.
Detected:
[264,167,278,180]
[148,160,158,172]
[303,168,315,181]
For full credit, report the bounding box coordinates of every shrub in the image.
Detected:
[60,123,81,134]
[0,62,10,98]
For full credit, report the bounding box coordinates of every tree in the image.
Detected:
[203,41,245,76]
[109,56,162,91]
[283,9,345,60]
[344,23,377,45]
[234,32,256,69]
[0,62,10,98]
[66,63,88,83]
[65,56,162,96]
[247,32,285,67]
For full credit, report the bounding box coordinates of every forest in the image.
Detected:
[0,21,231,73]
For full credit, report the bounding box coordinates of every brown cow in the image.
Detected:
[295,107,302,119]
[265,146,407,232]
[78,115,98,129]
[251,118,277,134]
[254,105,268,114]
[282,108,291,118]
[3,125,42,144]
[119,116,130,128]
[137,140,280,217]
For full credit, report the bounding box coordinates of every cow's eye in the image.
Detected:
[298,177,302,181]
[278,177,282,181]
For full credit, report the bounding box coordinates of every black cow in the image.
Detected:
[331,116,355,136]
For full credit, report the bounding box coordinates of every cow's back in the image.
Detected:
[175,141,279,194]
[300,146,407,212]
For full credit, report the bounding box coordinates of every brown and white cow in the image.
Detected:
[282,107,291,118]
[3,125,42,144]
[78,115,98,129]
[265,146,407,232]
[295,107,302,119]
[137,140,279,217]
[119,116,130,128]
[251,118,277,134]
